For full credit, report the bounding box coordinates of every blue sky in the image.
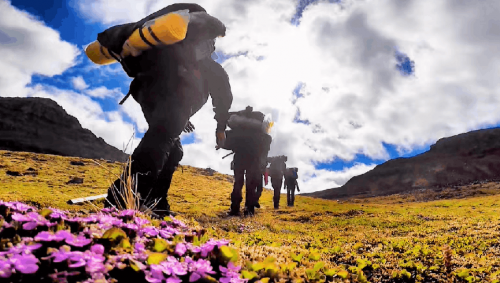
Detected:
[3,0,500,192]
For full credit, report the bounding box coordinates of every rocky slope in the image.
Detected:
[305,127,500,200]
[0,97,128,162]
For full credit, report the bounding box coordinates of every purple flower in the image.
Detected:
[186,257,216,282]
[134,242,145,253]
[99,215,123,226]
[66,235,92,247]
[140,226,159,237]
[86,257,106,274]
[101,207,116,214]
[119,209,135,218]
[172,218,186,228]
[145,265,165,283]
[175,243,187,257]
[0,260,12,278]
[122,223,139,231]
[159,230,173,239]
[10,254,39,274]
[166,277,183,283]
[134,217,150,226]
[34,230,72,242]
[0,243,42,256]
[220,263,245,283]
[161,258,188,277]
[22,221,37,230]
[90,244,104,255]
[11,213,30,222]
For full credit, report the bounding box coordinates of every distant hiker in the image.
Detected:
[221,106,272,216]
[268,155,287,209]
[94,3,233,218]
[284,167,299,207]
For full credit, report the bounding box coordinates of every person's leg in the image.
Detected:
[271,177,281,209]
[105,85,190,209]
[291,187,295,206]
[287,186,292,206]
[149,138,183,215]
[230,154,244,215]
[255,174,263,208]
[244,160,259,216]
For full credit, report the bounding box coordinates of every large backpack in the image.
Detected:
[222,107,272,156]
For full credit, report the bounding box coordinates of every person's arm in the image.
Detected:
[202,59,233,147]
[296,180,300,192]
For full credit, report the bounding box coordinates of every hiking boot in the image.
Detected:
[244,206,254,217]
[227,210,240,217]
[255,202,261,209]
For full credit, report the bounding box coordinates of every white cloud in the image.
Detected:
[71,76,88,90]
[85,86,122,99]
[9,0,500,194]
[0,0,80,96]
[0,1,140,155]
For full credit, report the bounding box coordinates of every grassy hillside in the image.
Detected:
[2,149,500,282]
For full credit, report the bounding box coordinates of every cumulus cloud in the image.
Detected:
[85,86,122,99]
[71,76,89,90]
[23,0,500,193]
[0,0,140,155]
[0,0,79,96]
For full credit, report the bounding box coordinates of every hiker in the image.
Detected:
[98,3,233,217]
[222,106,272,216]
[284,167,300,207]
[268,155,287,209]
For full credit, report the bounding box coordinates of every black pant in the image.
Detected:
[256,174,263,204]
[271,174,283,208]
[105,72,191,209]
[230,153,260,213]
[286,180,296,206]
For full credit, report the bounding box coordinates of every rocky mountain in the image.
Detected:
[304,127,500,200]
[0,97,128,162]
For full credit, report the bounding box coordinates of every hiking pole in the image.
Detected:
[222,152,235,159]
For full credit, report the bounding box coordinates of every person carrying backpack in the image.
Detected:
[268,155,287,209]
[221,106,272,216]
[284,167,300,207]
[91,3,233,218]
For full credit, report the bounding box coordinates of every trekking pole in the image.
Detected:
[222,152,235,159]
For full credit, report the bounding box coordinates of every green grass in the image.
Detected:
[2,149,500,282]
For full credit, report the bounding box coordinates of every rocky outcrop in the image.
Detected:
[0,97,128,162]
[304,127,500,200]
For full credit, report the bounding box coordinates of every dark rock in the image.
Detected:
[67,177,84,184]
[305,127,500,200]
[6,171,22,176]
[0,97,128,162]
[26,167,35,171]
[70,161,85,166]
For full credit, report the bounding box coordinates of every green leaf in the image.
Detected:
[242,270,258,280]
[308,252,321,261]
[130,259,146,272]
[457,270,470,279]
[291,253,303,263]
[117,238,132,249]
[147,253,167,265]
[401,269,411,279]
[306,269,317,280]
[357,271,368,283]
[337,270,349,279]
[263,257,276,264]
[313,262,325,272]
[102,227,128,242]
[392,271,400,279]
[39,208,53,218]
[250,263,264,272]
[259,278,270,283]
[324,269,337,277]
[152,238,169,253]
